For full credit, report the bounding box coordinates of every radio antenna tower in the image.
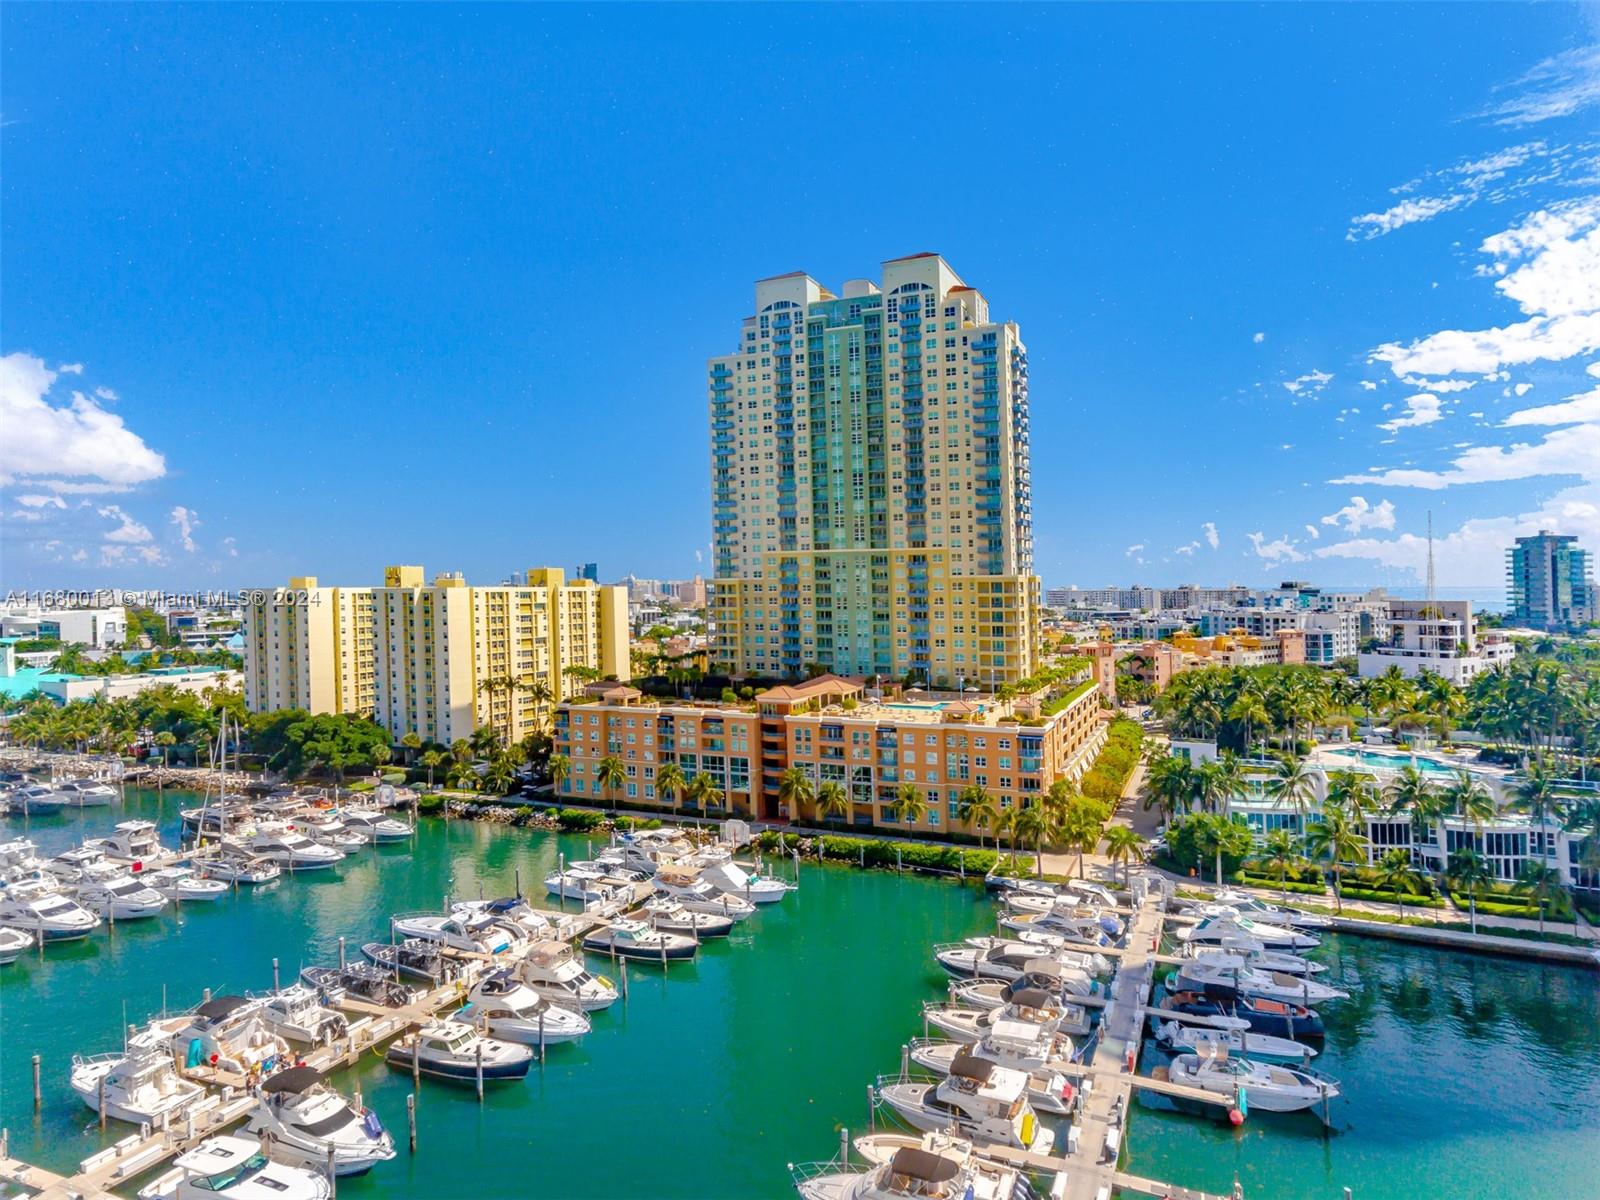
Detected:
[1425,509,1436,612]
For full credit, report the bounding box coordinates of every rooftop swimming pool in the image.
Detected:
[1319,747,1489,777]
[882,701,948,712]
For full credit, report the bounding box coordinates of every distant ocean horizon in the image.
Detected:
[1332,585,1506,613]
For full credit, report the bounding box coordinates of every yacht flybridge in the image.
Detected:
[875,1052,1054,1153]
[241,1066,395,1177]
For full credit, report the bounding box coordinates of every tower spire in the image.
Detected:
[1425,509,1436,611]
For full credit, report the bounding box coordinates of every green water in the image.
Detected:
[3,791,1598,1200]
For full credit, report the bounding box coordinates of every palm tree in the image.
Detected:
[1013,803,1052,876]
[1514,760,1564,834]
[777,765,814,820]
[152,730,177,784]
[419,749,444,792]
[815,780,850,830]
[1140,753,1194,823]
[687,772,724,815]
[890,782,929,829]
[595,755,627,813]
[1228,690,1270,756]
[654,761,687,817]
[483,755,516,795]
[1260,828,1298,902]
[546,751,570,797]
[1266,757,1316,847]
[1059,800,1103,880]
[1442,769,1495,831]
[957,784,999,850]
[1447,846,1493,935]
[399,732,422,766]
[1305,805,1369,914]
[1373,847,1423,918]
[1103,825,1145,889]
[1513,861,1564,935]
[1325,769,1378,819]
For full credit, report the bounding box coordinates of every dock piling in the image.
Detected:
[99,1076,107,1131]
[339,936,347,971]
[411,1037,420,1090]
[867,1084,875,1132]
[620,959,629,1002]
[32,1055,41,1111]
[326,1146,337,1198]
[272,958,280,992]
[839,1126,848,1167]
[538,1011,546,1064]
[406,1093,416,1152]
[474,1041,484,1103]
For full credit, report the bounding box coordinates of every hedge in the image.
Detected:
[766,834,999,874]
[1336,884,1445,908]
[554,809,607,832]
[1080,719,1143,803]
[1237,872,1326,895]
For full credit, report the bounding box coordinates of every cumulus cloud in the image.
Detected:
[1202,522,1220,550]
[1124,543,1145,557]
[1379,393,1444,433]
[97,505,154,544]
[1403,377,1477,393]
[1304,524,1320,539]
[1321,496,1397,533]
[1252,332,1266,344]
[0,353,165,491]
[15,494,67,509]
[221,536,239,558]
[170,506,200,553]
[1334,422,1600,489]
[1246,532,1306,563]
[1174,541,1200,556]
[1502,383,1600,427]
[1479,44,1600,127]
[1282,370,1333,396]
[56,362,84,375]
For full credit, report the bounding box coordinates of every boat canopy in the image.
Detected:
[262,1066,322,1095]
[195,995,252,1021]
[1005,986,1053,1009]
[888,1147,960,1185]
[949,1050,996,1083]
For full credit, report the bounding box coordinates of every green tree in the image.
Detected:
[419,749,444,792]
[777,765,814,821]
[1266,757,1316,847]
[545,751,570,796]
[1513,861,1565,935]
[595,755,627,813]
[1012,802,1053,876]
[1447,846,1493,935]
[957,784,999,850]
[890,782,929,828]
[1102,824,1145,889]
[687,771,724,814]
[1260,828,1299,902]
[1139,753,1193,823]
[1306,805,1369,914]
[654,761,687,817]
[1373,847,1423,918]
[815,780,850,830]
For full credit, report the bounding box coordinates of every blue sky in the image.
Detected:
[3,4,1599,593]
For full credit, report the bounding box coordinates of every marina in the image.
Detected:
[1,789,1597,1198]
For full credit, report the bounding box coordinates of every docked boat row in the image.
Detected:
[0,776,120,813]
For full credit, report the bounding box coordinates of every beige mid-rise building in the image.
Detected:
[242,577,375,716]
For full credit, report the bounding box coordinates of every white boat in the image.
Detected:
[1166,1047,1339,1113]
[341,808,413,843]
[1151,1019,1315,1064]
[181,798,254,838]
[908,1038,1077,1117]
[361,938,463,985]
[451,896,560,940]
[947,958,1100,1008]
[86,820,169,864]
[257,984,351,1046]
[650,865,757,920]
[1177,914,1320,952]
[513,939,618,1012]
[55,778,118,806]
[48,844,109,881]
[643,897,735,938]
[300,964,417,1009]
[0,924,33,963]
[995,908,1111,946]
[992,929,1113,966]
[456,968,591,1044]
[140,866,229,903]
[1209,889,1333,930]
[0,837,48,877]
[689,846,794,903]
[76,864,169,919]
[791,1135,1029,1200]
[597,830,690,875]
[1173,954,1347,1004]
[384,1022,533,1083]
[196,852,282,885]
[936,938,1107,981]
[1181,935,1324,977]
[137,1135,331,1200]
[229,829,342,872]
[0,877,100,940]
[70,1043,206,1125]
[163,995,291,1077]
[242,1066,395,1177]
[876,1054,1054,1153]
[581,918,697,961]
[922,988,1084,1045]
[390,912,516,956]
[544,863,630,905]
[10,784,69,813]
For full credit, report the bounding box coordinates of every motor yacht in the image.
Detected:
[456,968,591,1044]
[47,844,109,882]
[990,929,1113,969]
[650,865,757,920]
[947,958,1100,1008]
[86,820,169,865]
[1152,1019,1315,1064]
[1178,913,1320,952]
[242,1066,395,1177]
[1208,889,1333,930]
[642,897,735,938]
[1160,988,1325,1039]
[876,1054,1054,1153]
[581,918,697,962]
[0,924,34,963]
[909,1022,1077,1116]
[1173,954,1347,1004]
[688,845,794,903]
[361,938,462,985]
[300,964,416,1009]
[451,896,559,940]
[596,830,690,875]
[228,828,342,872]
[513,939,619,1011]
[195,851,281,885]
[936,939,1106,982]
[257,984,351,1046]
[75,863,169,919]
[390,911,516,955]
[0,837,49,878]
[1002,892,1125,934]
[544,863,632,905]
[0,877,100,940]
[140,866,229,903]
[165,995,291,1077]
[1166,1047,1339,1113]
[922,987,1084,1045]
[340,808,413,843]
[995,909,1111,946]
[1181,934,1325,977]
[791,1136,1030,1200]
[56,778,118,806]
[70,1041,206,1125]
[181,797,254,838]
[136,1135,331,1200]
[10,783,69,814]
[384,1021,533,1083]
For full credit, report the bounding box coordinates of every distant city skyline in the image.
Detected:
[3,6,1598,591]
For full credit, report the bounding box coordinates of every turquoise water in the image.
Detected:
[1319,748,1480,778]
[3,791,1598,1199]
[883,702,947,712]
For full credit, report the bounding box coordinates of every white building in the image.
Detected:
[1357,599,1514,683]
[0,604,127,649]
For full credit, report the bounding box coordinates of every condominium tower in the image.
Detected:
[1506,530,1595,631]
[708,254,1039,687]
[242,578,376,717]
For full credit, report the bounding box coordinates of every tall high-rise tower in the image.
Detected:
[708,254,1039,687]
[1507,530,1596,631]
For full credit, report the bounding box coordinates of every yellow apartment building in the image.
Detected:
[241,577,375,717]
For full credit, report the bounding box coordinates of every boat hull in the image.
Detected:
[384,1046,532,1082]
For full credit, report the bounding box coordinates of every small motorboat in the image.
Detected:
[1173,955,1347,1004]
[228,828,342,872]
[341,808,414,843]
[909,1022,1077,1115]
[581,918,696,962]
[55,778,118,806]
[997,907,1115,945]
[1207,889,1333,930]
[75,864,170,920]
[947,958,1100,1008]
[1152,1018,1315,1064]
[935,939,1105,982]
[982,930,1112,969]
[642,897,734,938]
[47,844,109,881]
[0,924,34,964]
[86,820,169,864]
[139,866,229,903]
[1178,914,1320,952]
[1161,988,1325,1039]
[0,878,100,940]
[689,846,794,903]
[161,995,291,1078]
[180,798,254,837]
[791,1134,1029,1200]
[384,1021,533,1083]
[361,938,462,985]
[10,783,69,814]
[1166,1047,1339,1113]
[137,1135,331,1200]
[922,987,1084,1045]
[196,852,282,885]
[513,939,618,1012]
[242,1066,395,1177]
[875,1054,1054,1153]
[300,964,417,1009]
[389,912,516,956]
[650,865,757,920]
[258,984,350,1047]
[544,863,628,905]
[455,968,591,1044]
[71,1043,206,1125]
[1182,934,1325,976]
[451,896,559,940]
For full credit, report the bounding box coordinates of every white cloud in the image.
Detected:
[1124,543,1145,557]
[1174,541,1200,556]
[1349,193,1469,240]
[1246,532,1306,563]
[1359,380,1379,391]
[1252,332,1266,344]
[1402,377,1477,393]
[1303,524,1320,539]
[1589,361,1600,378]
[1282,370,1333,396]
[1373,315,1600,377]
[71,548,87,563]
[1333,421,1600,489]
[1479,44,1600,127]
[0,354,165,491]
[1321,496,1397,533]
[1513,382,1534,396]
[56,362,83,375]
[1202,522,1219,550]
[97,505,154,544]
[1502,383,1600,427]
[170,506,200,553]
[93,386,119,402]
[1379,393,1443,433]
[221,536,238,558]
[14,494,66,509]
